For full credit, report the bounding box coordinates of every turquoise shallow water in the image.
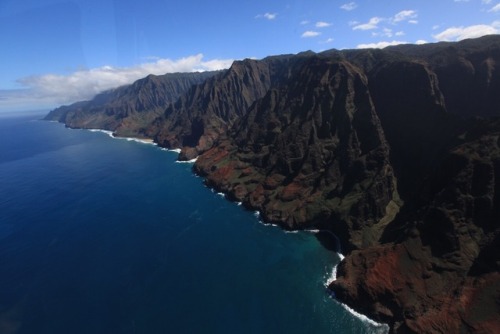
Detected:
[0,114,385,334]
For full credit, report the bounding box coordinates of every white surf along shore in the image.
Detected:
[86,129,199,162]
[323,245,389,332]
[86,125,388,332]
[221,195,390,332]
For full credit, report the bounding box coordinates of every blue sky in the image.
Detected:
[1,0,499,112]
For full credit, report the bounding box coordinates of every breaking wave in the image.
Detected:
[325,253,389,333]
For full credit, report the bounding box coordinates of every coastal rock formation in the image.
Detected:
[148,53,316,159]
[194,57,400,251]
[45,35,500,333]
[148,59,273,159]
[332,121,500,332]
[44,71,220,138]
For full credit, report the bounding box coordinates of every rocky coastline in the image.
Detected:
[46,35,500,333]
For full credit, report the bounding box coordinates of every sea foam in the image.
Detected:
[124,137,156,145]
[88,129,114,138]
[324,253,345,287]
[338,302,389,332]
[87,129,157,146]
[175,157,198,164]
[325,253,389,333]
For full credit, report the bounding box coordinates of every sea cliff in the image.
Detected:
[45,35,500,333]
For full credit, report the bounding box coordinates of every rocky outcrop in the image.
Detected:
[44,71,220,138]
[45,35,500,333]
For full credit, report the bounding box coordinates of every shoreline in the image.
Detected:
[69,122,390,333]
[325,252,389,332]
[201,168,390,333]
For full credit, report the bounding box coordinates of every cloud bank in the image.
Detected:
[433,21,500,41]
[1,54,233,112]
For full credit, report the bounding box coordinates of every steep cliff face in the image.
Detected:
[148,55,314,159]
[44,71,220,137]
[328,37,500,332]
[148,59,273,158]
[331,120,500,332]
[392,36,500,118]
[194,57,400,250]
[192,37,500,332]
[45,35,500,333]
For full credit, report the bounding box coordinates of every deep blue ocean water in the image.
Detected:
[0,114,386,334]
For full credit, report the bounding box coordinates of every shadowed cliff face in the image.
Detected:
[332,121,500,333]
[392,36,500,118]
[327,39,500,332]
[149,59,274,157]
[45,35,500,333]
[194,57,400,250]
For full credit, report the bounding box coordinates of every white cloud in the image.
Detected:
[1,54,234,111]
[483,0,492,4]
[264,13,277,20]
[392,10,417,23]
[415,39,428,44]
[302,30,321,38]
[353,17,383,30]
[357,40,407,49]
[320,38,334,44]
[353,10,416,32]
[489,4,500,12]
[432,25,440,30]
[255,12,277,20]
[316,21,332,28]
[340,2,358,11]
[395,31,405,36]
[300,20,309,25]
[433,22,500,41]
[372,28,394,38]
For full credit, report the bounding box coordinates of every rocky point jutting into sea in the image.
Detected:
[45,35,500,333]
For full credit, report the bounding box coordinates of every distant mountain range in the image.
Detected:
[45,35,500,333]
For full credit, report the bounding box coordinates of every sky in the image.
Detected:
[1,0,499,113]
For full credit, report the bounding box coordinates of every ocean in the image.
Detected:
[0,113,387,334]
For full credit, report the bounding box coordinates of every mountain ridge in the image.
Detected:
[45,71,222,138]
[45,35,500,333]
